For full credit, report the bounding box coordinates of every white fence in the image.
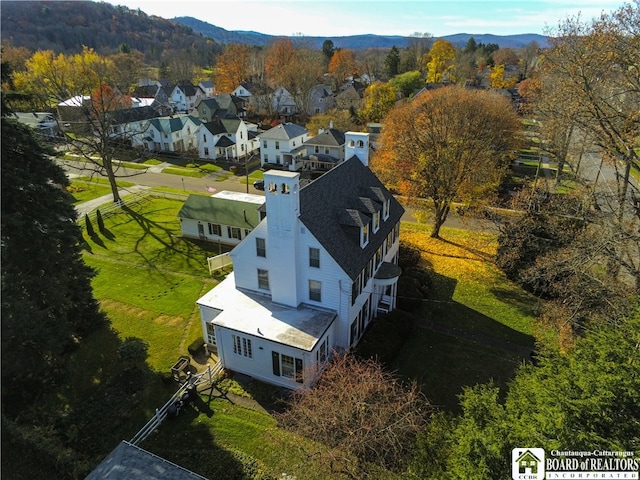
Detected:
[130,361,223,446]
[207,253,232,275]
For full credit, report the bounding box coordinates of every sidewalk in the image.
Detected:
[75,185,150,216]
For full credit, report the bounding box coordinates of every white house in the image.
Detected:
[178,191,265,245]
[272,86,297,116]
[141,115,201,153]
[169,82,205,113]
[196,132,405,389]
[199,118,259,162]
[198,80,215,98]
[259,123,309,170]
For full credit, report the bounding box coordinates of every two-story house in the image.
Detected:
[294,125,346,171]
[193,94,245,123]
[199,117,259,162]
[233,80,273,117]
[169,81,205,113]
[196,132,404,389]
[272,86,297,116]
[142,115,201,153]
[259,123,309,170]
[307,84,335,115]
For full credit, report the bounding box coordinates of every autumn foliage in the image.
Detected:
[372,85,521,238]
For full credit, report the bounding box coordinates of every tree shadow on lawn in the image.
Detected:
[421,268,535,349]
[399,268,536,411]
[120,205,213,273]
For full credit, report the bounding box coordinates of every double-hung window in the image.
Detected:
[309,280,321,302]
[309,247,320,268]
[232,334,253,358]
[258,269,269,290]
[256,237,266,257]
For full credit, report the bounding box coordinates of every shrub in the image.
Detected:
[84,214,94,237]
[187,336,204,356]
[96,209,105,232]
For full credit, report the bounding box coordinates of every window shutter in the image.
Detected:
[272,352,280,376]
[295,358,303,383]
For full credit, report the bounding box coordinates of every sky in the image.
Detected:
[104,0,627,38]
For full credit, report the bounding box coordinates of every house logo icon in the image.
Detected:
[512,448,545,480]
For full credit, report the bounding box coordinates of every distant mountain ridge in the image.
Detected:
[173,16,548,49]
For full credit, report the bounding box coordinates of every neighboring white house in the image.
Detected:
[169,82,205,113]
[272,86,297,116]
[196,132,405,389]
[178,191,265,246]
[198,80,215,98]
[199,118,259,162]
[259,122,309,170]
[140,115,201,153]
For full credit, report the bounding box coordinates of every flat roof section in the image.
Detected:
[197,273,336,352]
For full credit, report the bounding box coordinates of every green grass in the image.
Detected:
[68,177,136,204]
[143,158,163,165]
[162,167,207,177]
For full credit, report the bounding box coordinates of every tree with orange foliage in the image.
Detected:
[328,48,357,86]
[213,43,250,93]
[372,86,521,238]
[265,38,297,88]
[265,38,324,119]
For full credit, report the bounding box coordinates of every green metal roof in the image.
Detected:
[177,194,263,228]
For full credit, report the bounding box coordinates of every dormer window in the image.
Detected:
[360,223,370,248]
[383,198,390,220]
[373,211,380,233]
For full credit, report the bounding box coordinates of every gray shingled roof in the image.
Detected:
[299,157,404,280]
[84,441,208,480]
[261,122,308,140]
[150,116,200,133]
[304,128,345,147]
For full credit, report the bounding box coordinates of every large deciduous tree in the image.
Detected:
[328,48,357,86]
[426,39,456,83]
[265,38,324,119]
[359,81,398,123]
[278,354,430,479]
[213,43,250,93]
[538,2,640,219]
[373,85,521,238]
[13,47,142,204]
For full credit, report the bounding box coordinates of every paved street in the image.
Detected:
[62,158,499,232]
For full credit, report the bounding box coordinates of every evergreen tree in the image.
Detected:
[1,115,106,410]
[384,46,401,78]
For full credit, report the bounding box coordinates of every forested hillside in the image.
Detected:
[0,1,224,65]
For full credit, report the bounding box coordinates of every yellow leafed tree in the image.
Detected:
[426,39,456,83]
